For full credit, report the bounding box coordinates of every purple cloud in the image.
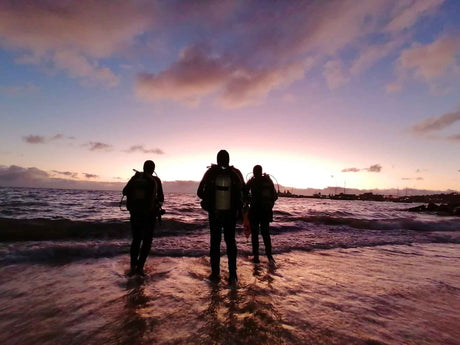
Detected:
[411,109,460,133]
[0,165,49,181]
[125,145,164,154]
[23,133,66,144]
[23,135,46,144]
[402,177,424,181]
[52,170,78,179]
[342,167,360,173]
[366,164,382,173]
[446,134,460,142]
[87,142,112,151]
[342,164,382,173]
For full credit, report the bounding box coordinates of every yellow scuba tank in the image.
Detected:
[215,171,232,210]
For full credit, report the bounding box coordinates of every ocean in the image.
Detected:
[0,187,459,344]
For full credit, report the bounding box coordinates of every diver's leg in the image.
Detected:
[137,213,155,274]
[209,215,222,279]
[129,212,142,272]
[260,219,274,262]
[223,217,237,282]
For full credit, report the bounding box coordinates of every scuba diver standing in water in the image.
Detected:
[197,150,245,285]
[246,165,277,264]
[123,160,164,276]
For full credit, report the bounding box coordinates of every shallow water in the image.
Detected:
[0,187,459,344]
[0,244,459,345]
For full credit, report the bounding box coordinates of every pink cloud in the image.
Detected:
[446,134,460,142]
[22,133,67,144]
[136,46,229,104]
[136,45,311,108]
[125,145,164,154]
[410,109,460,133]
[388,35,460,91]
[385,0,445,33]
[86,142,113,151]
[400,36,459,79]
[0,1,153,86]
[350,35,407,75]
[323,60,349,89]
[220,61,310,108]
[23,135,45,144]
[0,82,39,95]
[53,50,119,87]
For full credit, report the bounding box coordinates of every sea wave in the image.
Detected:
[0,217,207,241]
[1,212,458,243]
[289,215,460,232]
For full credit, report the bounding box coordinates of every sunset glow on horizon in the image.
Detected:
[0,0,459,192]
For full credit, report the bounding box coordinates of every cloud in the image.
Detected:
[0,165,49,182]
[0,1,448,102]
[411,109,460,133]
[384,0,445,33]
[52,170,78,179]
[402,177,424,181]
[219,61,310,108]
[136,45,229,105]
[136,44,311,107]
[83,173,98,179]
[86,142,112,151]
[446,134,460,142]
[388,35,460,92]
[0,82,39,95]
[125,145,164,154]
[350,36,407,75]
[52,49,119,87]
[23,135,46,144]
[366,164,382,173]
[0,1,153,87]
[22,133,67,144]
[0,165,120,190]
[342,164,382,173]
[134,1,445,107]
[409,108,460,142]
[342,167,361,173]
[323,59,348,89]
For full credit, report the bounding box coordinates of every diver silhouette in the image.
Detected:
[197,150,245,284]
[246,165,277,263]
[122,160,164,276]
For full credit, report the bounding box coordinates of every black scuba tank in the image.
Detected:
[126,172,157,212]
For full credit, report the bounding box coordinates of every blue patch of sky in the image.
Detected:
[411,3,458,44]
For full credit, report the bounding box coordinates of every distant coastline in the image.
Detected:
[278,189,459,203]
[1,180,458,197]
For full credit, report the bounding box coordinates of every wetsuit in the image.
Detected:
[197,165,244,279]
[123,172,164,272]
[246,174,277,260]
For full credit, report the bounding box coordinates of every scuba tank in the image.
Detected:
[214,169,232,211]
[260,174,275,206]
[125,171,157,213]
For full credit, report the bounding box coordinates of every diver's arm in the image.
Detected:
[155,177,165,203]
[197,169,211,199]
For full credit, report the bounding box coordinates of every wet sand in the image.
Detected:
[0,243,459,345]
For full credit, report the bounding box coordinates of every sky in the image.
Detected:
[0,0,459,192]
